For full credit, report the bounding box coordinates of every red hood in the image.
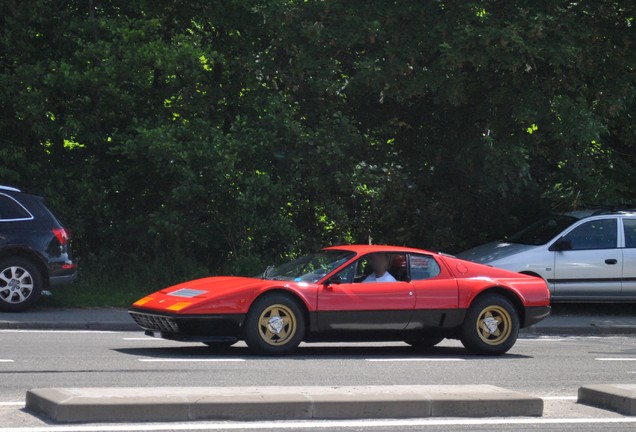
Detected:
[132,276,271,314]
[159,276,263,295]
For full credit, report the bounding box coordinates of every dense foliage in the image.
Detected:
[1,1,634,281]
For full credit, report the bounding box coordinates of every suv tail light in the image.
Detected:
[52,228,70,246]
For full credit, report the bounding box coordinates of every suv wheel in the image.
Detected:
[0,258,43,312]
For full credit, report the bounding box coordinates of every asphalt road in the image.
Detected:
[2,329,636,430]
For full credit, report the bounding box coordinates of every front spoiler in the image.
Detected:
[129,308,245,340]
[144,330,238,344]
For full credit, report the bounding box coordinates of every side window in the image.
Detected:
[332,256,372,283]
[0,194,32,221]
[562,219,617,250]
[624,219,636,248]
[409,254,441,280]
[334,261,356,284]
[335,253,408,283]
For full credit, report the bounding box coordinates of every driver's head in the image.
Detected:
[369,253,391,275]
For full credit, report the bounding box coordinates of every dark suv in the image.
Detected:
[0,185,76,311]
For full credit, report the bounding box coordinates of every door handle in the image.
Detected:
[605,259,618,265]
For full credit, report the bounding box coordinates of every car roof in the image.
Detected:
[324,244,438,255]
[0,185,21,192]
[565,209,636,219]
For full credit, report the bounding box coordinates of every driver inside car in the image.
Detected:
[363,253,397,283]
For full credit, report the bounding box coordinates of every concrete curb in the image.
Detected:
[0,320,138,331]
[0,308,138,332]
[521,324,636,337]
[578,384,636,415]
[25,385,544,423]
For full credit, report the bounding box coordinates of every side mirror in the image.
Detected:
[550,239,572,252]
[325,275,344,285]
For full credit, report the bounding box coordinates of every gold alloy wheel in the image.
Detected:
[257,303,297,346]
[475,305,512,346]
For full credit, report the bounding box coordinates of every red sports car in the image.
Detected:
[129,245,550,356]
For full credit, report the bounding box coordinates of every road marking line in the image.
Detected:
[4,417,636,431]
[365,358,465,362]
[596,358,636,361]
[541,396,577,400]
[138,358,246,362]
[0,329,115,334]
[0,359,14,362]
[122,337,166,341]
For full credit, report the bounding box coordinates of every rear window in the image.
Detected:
[624,219,636,248]
[0,194,33,221]
[409,254,441,280]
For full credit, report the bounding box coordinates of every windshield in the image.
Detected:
[262,250,355,283]
[508,215,579,245]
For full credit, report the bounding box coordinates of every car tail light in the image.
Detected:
[52,228,70,245]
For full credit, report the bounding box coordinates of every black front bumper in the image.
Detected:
[129,308,245,342]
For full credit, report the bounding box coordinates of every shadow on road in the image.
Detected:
[113,344,532,360]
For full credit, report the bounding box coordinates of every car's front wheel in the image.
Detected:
[244,293,305,356]
[0,258,43,312]
[460,294,519,356]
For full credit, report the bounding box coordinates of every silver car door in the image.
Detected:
[621,218,636,299]
[552,218,622,300]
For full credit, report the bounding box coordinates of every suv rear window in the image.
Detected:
[0,194,33,221]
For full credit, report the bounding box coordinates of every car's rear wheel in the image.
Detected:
[0,258,43,312]
[460,294,519,356]
[244,293,305,356]
[405,336,444,348]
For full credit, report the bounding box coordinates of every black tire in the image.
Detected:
[460,294,520,356]
[244,293,305,356]
[0,258,43,312]
[406,336,444,348]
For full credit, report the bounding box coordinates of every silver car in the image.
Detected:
[458,211,636,302]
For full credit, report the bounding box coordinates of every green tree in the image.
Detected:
[0,0,633,289]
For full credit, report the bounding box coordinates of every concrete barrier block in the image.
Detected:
[578,384,636,415]
[26,385,544,423]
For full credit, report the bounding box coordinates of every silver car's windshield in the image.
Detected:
[262,250,355,283]
[508,215,579,245]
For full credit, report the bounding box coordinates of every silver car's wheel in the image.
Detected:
[0,258,43,312]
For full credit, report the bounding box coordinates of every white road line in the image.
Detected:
[596,358,636,361]
[541,396,578,400]
[4,417,636,431]
[138,358,246,362]
[122,338,165,341]
[0,359,14,362]
[0,329,115,334]
[365,358,465,362]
